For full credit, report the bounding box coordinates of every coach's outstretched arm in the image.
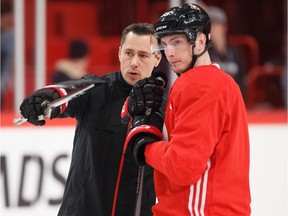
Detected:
[19,75,104,126]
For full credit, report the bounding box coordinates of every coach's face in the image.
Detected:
[119,32,161,86]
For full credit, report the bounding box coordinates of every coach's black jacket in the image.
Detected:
[57,72,155,216]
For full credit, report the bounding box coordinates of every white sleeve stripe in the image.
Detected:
[188,159,211,216]
[200,160,211,215]
[188,183,194,215]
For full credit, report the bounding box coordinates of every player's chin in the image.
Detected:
[172,65,186,74]
[171,65,180,73]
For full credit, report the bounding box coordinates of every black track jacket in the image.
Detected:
[57,72,155,216]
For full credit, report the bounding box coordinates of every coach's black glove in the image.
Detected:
[123,75,165,165]
[20,88,61,126]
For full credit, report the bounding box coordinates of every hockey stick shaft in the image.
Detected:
[134,165,145,216]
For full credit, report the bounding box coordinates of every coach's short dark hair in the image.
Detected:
[120,23,155,47]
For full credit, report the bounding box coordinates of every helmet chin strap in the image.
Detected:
[190,41,212,69]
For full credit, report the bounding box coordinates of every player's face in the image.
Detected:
[160,34,193,74]
[119,32,161,86]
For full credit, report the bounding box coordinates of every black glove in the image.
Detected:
[123,75,165,165]
[20,88,61,126]
[128,76,164,116]
[125,111,164,165]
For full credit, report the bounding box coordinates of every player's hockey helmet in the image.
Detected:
[154,3,211,43]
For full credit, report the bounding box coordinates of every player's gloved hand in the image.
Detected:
[122,73,166,165]
[124,93,164,166]
[20,88,61,126]
[125,111,164,165]
[128,76,164,116]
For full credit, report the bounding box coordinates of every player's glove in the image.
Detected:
[123,75,165,165]
[20,87,63,126]
[128,76,164,116]
[124,112,163,165]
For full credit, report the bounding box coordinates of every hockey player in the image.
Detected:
[125,4,251,216]
[19,23,164,216]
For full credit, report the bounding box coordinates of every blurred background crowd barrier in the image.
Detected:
[0,0,287,112]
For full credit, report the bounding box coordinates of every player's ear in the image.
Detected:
[195,33,206,53]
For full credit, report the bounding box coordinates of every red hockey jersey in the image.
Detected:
[145,64,251,215]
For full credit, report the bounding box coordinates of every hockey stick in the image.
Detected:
[113,72,167,216]
[134,165,145,216]
[133,110,152,216]
[111,121,146,216]
[13,83,95,125]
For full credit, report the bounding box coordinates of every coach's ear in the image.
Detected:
[154,52,162,68]
[118,46,122,62]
